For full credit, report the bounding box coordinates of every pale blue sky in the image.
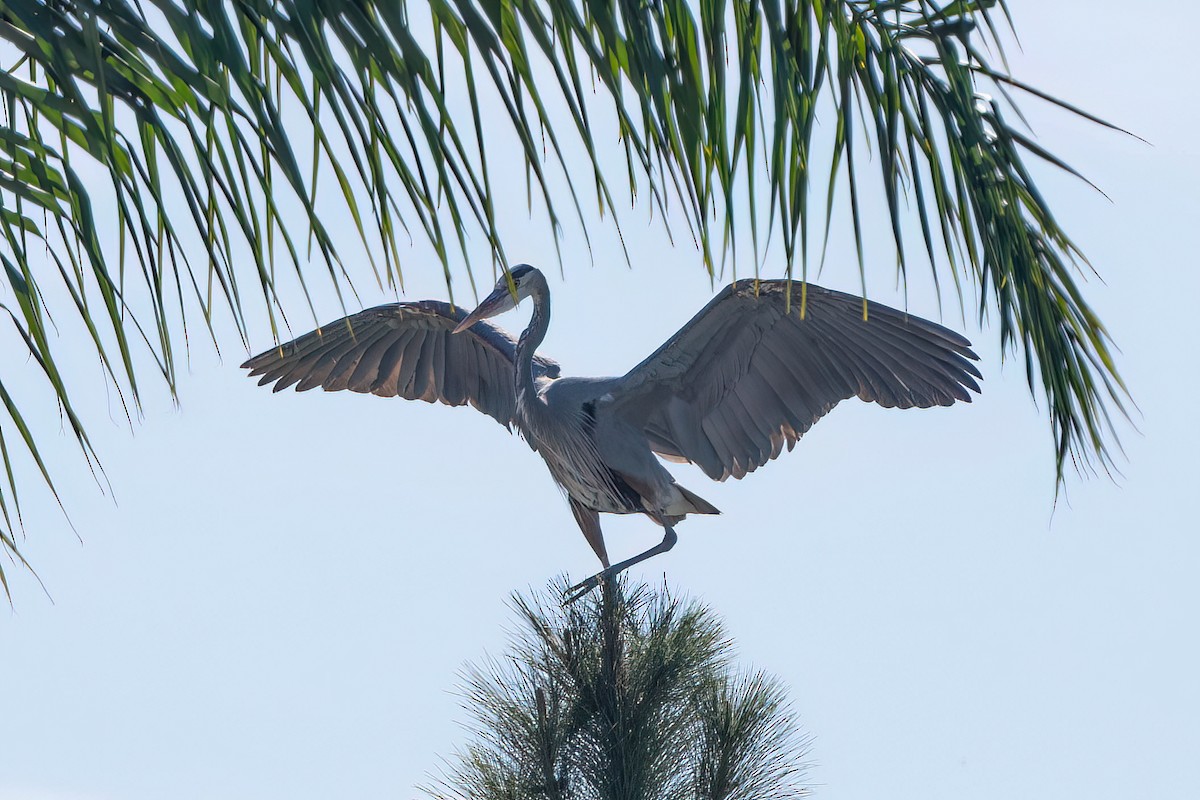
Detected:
[2,2,1197,799]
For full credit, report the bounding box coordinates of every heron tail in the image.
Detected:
[674,484,720,516]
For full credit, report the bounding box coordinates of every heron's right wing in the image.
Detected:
[241,301,560,428]
[607,280,981,480]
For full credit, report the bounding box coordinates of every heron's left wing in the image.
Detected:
[607,280,981,480]
[242,301,560,428]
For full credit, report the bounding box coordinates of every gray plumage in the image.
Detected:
[243,265,981,600]
[242,299,560,422]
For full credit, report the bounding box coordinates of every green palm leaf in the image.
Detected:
[0,0,1128,589]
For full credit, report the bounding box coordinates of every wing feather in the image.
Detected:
[412,330,443,402]
[660,397,721,475]
[440,334,470,405]
[813,318,908,407]
[372,328,420,397]
[324,327,394,392]
[728,384,775,468]
[242,301,561,427]
[736,369,801,453]
[755,337,827,429]
[701,412,743,479]
[344,330,398,393]
[293,336,366,392]
[714,391,759,473]
[609,280,980,481]
[824,308,978,404]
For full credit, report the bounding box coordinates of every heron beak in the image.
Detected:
[452,309,484,334]
[452,286,512,334]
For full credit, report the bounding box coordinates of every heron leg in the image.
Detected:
[564,526,678,604]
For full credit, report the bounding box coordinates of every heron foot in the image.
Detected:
[563,570,612,604]
[562,526,678,605]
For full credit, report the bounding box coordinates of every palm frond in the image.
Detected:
[0,0,1128,588]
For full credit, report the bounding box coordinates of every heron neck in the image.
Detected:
[516,281,550,399]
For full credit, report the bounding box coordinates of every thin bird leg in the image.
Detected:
[564,526,678,604]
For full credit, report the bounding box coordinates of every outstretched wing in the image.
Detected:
[608,281,981,480]
[242,300,560,427]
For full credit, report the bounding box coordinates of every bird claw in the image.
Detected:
[563,571,609,604]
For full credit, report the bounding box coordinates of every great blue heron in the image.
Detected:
[243,265,980,600]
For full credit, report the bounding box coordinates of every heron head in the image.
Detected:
[453,264,540,333]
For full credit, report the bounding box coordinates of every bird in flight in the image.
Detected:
[244,265,980,601]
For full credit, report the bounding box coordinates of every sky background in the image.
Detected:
[2,2,1198,799]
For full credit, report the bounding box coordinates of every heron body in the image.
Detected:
[243,265,981,598]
